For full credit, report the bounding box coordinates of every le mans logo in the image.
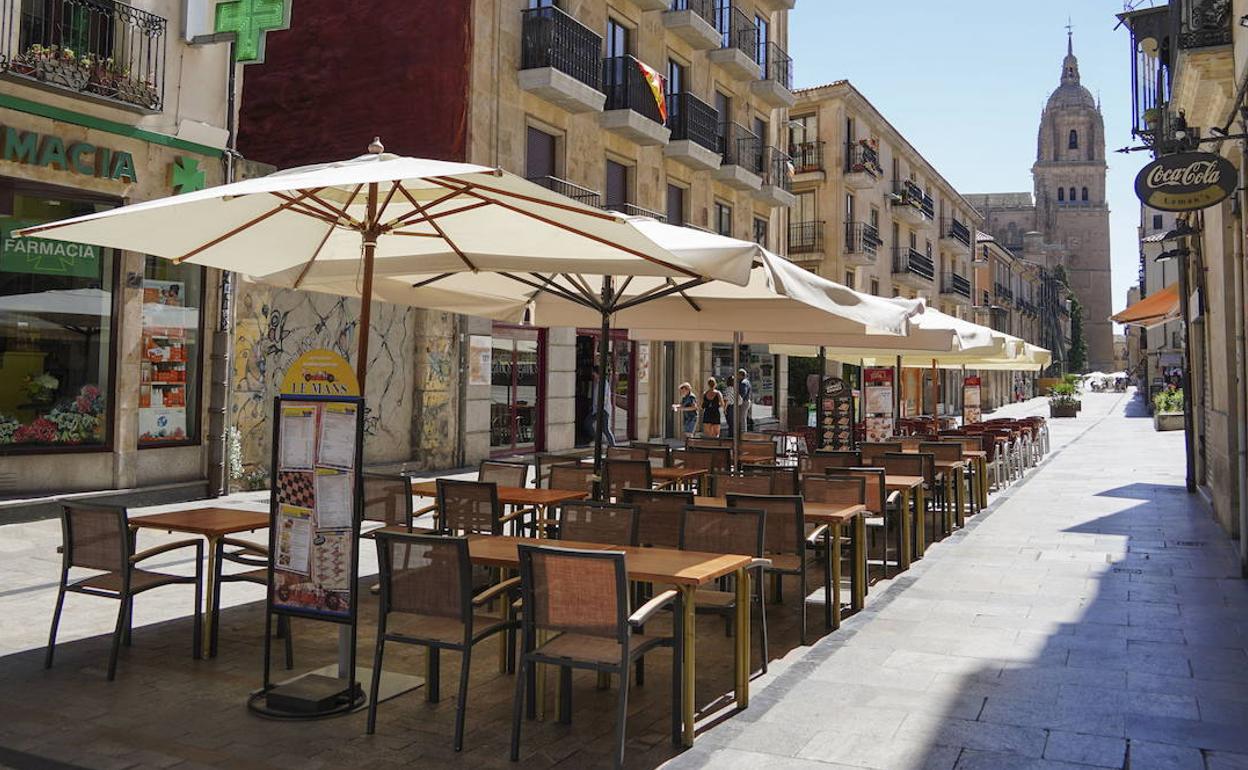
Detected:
[1134,152,1237,213]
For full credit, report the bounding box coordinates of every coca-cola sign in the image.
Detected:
[1134,152,1237,212]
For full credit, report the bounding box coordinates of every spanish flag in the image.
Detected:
[635,59,668,124]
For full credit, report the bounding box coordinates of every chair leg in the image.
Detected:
[613,664,631,770]
[427,647,441,703]
[558,666,572,725]
[454,647,472,751]
[192,546,203,661]
[366,636,386,734]
[798,570,807,645]
[756,571,768,675]
[123,596,134,647]
[671,605,683,747]
[107,597,128,681]
[210,541,224,658]
[45,584,66,669]
[510,658,527,762]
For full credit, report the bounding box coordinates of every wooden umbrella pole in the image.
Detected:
[356,181,380,392]
[732,332,742,469]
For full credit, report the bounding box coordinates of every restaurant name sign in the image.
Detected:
[2,126,138,183]
[1134,152,1236,212]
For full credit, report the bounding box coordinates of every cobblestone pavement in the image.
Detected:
[1,391,1245,769]
[668,391,1248,770]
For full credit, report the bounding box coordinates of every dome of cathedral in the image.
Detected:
[1046,34,1097,112]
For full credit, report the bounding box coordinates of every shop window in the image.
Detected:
[490,325,543,453]
[711,344,776,422]
[0,181,115,451]
[139,258,203,446]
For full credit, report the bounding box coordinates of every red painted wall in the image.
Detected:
[237,1,472,169]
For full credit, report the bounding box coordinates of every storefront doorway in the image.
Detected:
[575,330,634,446]
[490,324,544,455]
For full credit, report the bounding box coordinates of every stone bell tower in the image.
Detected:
[1032,31,1114,371]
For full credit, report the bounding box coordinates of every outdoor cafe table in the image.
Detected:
[694,497,867,630]
[128,507,270,658]
[883,475,925,568]
[381,532,755,747]
[652,466,708,489]
[409,481,588,524]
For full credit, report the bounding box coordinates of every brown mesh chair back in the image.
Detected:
[726,494,803,559]
[479,460,528,488]
[710,472,773,497]
[678,448,716,472]
[558,501,639,546]
[801,452,861,473]
[687,437,732,449]
[363,473,412,528]
[839,468,887,515]
[535,452,584,488]
[883,452,936,487]
[607,446,649,461]
[623,488,693,548]
[801,474,866,506]
[861,442,904,464]
[740,440,777,463]
[919,442,963,462]
[640,442,672,468]
[375,532,471,622]
[518,544,627,641]
[680,506,765,558]
[945,436,982,455]
[742,463,799,495]
[437,479,503,536]
[547,463,596,494]
[62,504,128,572]
[604,459,652,501]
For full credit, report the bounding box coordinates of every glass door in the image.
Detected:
[490,326,544,454]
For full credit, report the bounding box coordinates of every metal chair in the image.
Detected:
[366,532,520,751]
[739,440,777,464]
[836,467,900,579]
[623,488,693,549]
[210,536,293,666]
[741,463,799,495]
[679,505,770,672]
[437,479,514,536]
[535,452,586,489]
[603,458,652,501]
[709,472,773,497]
[547,463,597,494]
[607,446,649,461]
[479,459,529,488]
[509,544,682,769]
[46,504,203,680]
[801,451,861,473]
[801,474,867,507]
[880,452,940,543]
[860,442,904,465]
[364,472,417,531]
[556,501,639,546]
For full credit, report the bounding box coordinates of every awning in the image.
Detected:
[1111,283,1180,329]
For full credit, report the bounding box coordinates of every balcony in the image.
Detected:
[634,0,669,10]
[528,176,603,209]
[713,121,762,191]
[707,5,759,81]
[751,41,794,108]
[941,217,972,248]
[940,271,972,302]
[1176,0,1232,50]
[844,222,881,266]
[607,201,667,222]
[892,246,935,288]
[891,180,926,225]
[520,5,605,113]
[844,141,882,190]
[920,193,935,221]
[663,0,720,49]
[754,146,795,208]
[600,55,671,146]
[789,140,824,179]
[1,0,167,112]
[994,282,1014,304]
[789,221,824,257]
[664,91,721,171]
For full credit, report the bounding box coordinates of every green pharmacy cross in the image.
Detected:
[170,156,206,194]
[215,0,289,64]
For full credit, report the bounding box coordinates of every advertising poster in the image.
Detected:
[963,376,982,425]
[863,367,895,441]
[468,335,492,386]
[139,279,190,443]
[818,377,854,450]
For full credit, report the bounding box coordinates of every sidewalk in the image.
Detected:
[669,390,1248,770]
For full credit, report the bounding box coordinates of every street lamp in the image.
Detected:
[1160,221,1198,493]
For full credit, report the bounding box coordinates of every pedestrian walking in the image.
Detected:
[585,365,616,447]
[701,377,725,438]
[724,375,737,438]
[737,367,753,431]
[672,382,698,438]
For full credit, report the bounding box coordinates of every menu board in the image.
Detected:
[270,397,362,620]
[139,279,189,443]
[963,376,982,425]
[863,367,895,442]
[818,377,854,450]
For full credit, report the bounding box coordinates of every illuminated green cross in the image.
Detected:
[214,0,288,64]
[170,156,206,194]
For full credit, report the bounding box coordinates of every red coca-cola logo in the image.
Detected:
[1135,152,1237,212]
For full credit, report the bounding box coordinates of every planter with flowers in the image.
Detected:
[1048,381,1079,418]
[1153,389,1184,432]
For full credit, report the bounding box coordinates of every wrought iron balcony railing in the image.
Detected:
[603,55,665,124]
[761,146,791,190]
[845,222,881,258]
[527,175,603,209]
[943,217,972,247]
[521,5,602,91]
[719,121,762,171]
[671,0,716,26]
[921,193,935,221]
[1,0,166,111]
[994,282,1014,302]
[789,140,824,173]
[941,271,971,298]
[607,201,667,222]
[789,220,824,255]
[892,179,925,210]
[715,3,759,60]
[667,91,718,151]
[757,40,791,88]
[846,143,881,177]
[893,247,934,281]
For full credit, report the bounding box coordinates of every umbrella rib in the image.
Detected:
[525,272,597,308]
[500,272,597,311]
[563,272,597,302]
[431,175,621,222]
[614,278,706,313]
[379,186,474,232]
[267,191,348,225]
[292,219,337,290]
[174,187,325,264]
[396,184,478,271]
[429,177,701,278]
[375,182,401,225]
[305,187,366,229]
[411,272,454,289]
[388,231,444,238]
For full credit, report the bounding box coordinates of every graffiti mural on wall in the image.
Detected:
[230,285,416,484]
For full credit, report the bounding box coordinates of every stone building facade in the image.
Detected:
[971,35,1115,372]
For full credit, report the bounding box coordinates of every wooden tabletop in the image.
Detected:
[653,467,707,481]
[884,475,924,491]
[693,496,864,525]
[129,507,270,538]
[465,535,750,586]
[410,481,588,507]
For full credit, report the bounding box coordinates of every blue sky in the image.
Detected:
[788,0,1144,317]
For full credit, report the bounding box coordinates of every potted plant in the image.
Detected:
[1049,382,1079,418]
[1153,388,1184,431]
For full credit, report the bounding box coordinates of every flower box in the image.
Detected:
[1154,412,1184,431]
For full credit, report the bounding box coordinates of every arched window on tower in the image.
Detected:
[1057,187,1065,202]
[1069,187,1076,202]
[1068,129,1078,149]
[1081,187,1089,202]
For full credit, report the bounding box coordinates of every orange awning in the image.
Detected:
[1111,283,1180,328]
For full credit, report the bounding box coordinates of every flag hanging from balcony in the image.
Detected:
[635,59,668,124]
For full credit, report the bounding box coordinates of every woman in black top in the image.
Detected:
[701,377,724,437]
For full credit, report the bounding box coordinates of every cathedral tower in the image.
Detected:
[1031,32,1114,371]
